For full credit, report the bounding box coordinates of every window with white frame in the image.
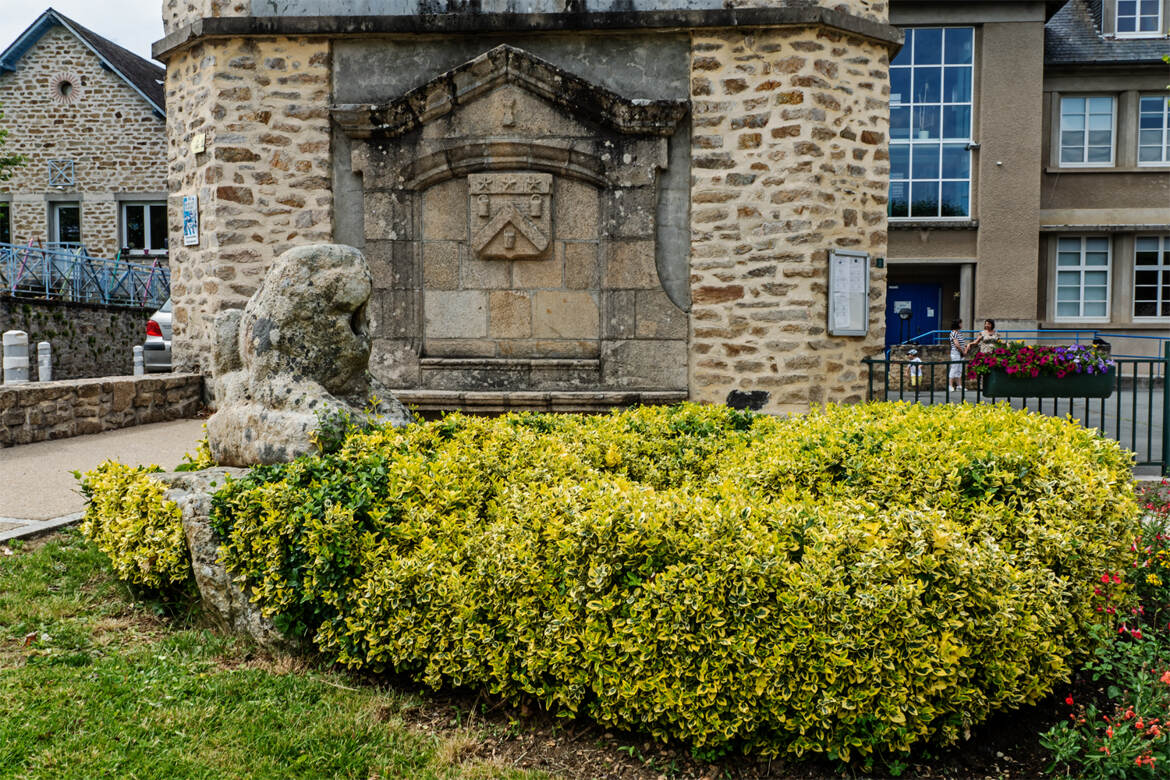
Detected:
[1139,95,1170,165]
[50,203,81,246]
[1134,236,1170,318]
[1059,97,1115,166]
[888,27,974,219]
[1116,0,1162,36]
[121,202,168,256]
[1056,236,1111,320]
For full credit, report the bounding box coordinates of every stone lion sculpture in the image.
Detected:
[206,243,411,466]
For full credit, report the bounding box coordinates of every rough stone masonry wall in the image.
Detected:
[0,373,202,446]
[165,37,333,375]
[0,297,151,379]
[688,26,889,415]
[0,25,167,259]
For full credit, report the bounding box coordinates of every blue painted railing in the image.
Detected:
[0,242,169,309]
[901,329,1170,360]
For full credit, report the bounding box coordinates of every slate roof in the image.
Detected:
[0,8,165,115]
[1046,0,1170,65]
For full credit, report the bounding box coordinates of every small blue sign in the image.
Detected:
[182,195,199,247]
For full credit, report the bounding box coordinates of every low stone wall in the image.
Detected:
[0,297,154,380]
[0,374,202,446]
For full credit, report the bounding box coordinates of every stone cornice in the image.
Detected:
[331,44,687,140]
[153,6,902,61]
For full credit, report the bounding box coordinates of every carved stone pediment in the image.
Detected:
[331,44,688,140]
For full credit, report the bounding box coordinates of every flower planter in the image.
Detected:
[982,367,1115,398]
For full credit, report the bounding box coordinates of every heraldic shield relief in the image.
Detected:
[469,172,553,260]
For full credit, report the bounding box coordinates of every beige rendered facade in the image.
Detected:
[155,0,900,414]
[884,0,1169,355]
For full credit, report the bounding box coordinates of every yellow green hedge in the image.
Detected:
[78,461,189,590]
[206,402,1138,761]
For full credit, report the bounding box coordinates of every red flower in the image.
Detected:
[1065,696,1075,706]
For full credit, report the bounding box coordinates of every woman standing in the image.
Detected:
[948,318,967,391]
[967,319,1000,356]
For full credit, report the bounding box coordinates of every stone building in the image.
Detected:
[155,1,898,415]
[0,9,168,261]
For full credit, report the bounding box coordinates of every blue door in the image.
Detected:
[885,283,942,346]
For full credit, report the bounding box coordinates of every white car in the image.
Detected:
[143,298,172,372]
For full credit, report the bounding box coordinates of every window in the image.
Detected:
[50,203,80,245]
[889,27,974,219]
[121,202,168,256]
[0,203,10,245]
[1059,96,1115,166]
[1116,0,1162,36]
[1134,236,1170,318]
[1056,236,1111,320]
[1139,95,1170,165]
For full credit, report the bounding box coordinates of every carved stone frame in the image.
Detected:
[333,44,689,392]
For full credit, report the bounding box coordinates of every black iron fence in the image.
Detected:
[862,344,1169,475]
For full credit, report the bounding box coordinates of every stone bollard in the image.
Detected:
[3,330,30,384]
[133,345,144,376]
[37,341,51,382]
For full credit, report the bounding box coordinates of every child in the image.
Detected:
[908,348,922,389]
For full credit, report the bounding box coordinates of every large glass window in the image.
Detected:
[1059,96,1115,166]
[889,27,974,219]
[51,203,81,245]
[1139,95,1170,165]
[1056,236,1111,320]
[1117,0,1162,35]
[0,203,10,244]
[1134,236,1170,318]
[121,202,168,256]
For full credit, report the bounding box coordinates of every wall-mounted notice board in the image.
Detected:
[828,251,869,336]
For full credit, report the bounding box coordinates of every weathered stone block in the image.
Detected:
[602,340,687,389]
[421,241,460,290]
[424,290,488,339]
[489,291,532,339]
[532,291,599,340]
[462,256,511,289]
[367,240,419,290]
[554,178,600,240]
[604,187,656,239]
[603,290,637,339]
[636,290,689,339]
[423,339,498,357]
[422,178,469,240]
[563,242,600,290]
[604,240,659,289]
[497,339,599,359]
[364,191,412,240]
[512,255,563,289]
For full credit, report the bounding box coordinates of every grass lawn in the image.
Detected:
[0,530,1061,780]
[0,529,544,780]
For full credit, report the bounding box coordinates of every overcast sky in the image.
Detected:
[1,0,165,63]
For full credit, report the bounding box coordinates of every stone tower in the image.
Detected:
[156,0,897,415]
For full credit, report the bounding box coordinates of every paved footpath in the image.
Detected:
[0,418,206,542]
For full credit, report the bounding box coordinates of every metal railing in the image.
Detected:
[900,329,1170,359]
[862,343,1169,475]
[0,241,169,308]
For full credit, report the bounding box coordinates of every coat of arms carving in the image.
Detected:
[469,173,552,260]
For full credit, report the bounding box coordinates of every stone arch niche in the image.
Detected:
[332,45,689,402]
